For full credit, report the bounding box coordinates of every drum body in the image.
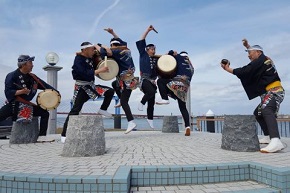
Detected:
[96,59,119,81]
[37,89,61,110]
[157,55,177,79]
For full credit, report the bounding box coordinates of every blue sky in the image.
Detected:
[0,0,290,116]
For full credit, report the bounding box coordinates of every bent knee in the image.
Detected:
[106,89,115,96]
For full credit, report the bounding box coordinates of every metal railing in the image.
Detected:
[195,116,290,137]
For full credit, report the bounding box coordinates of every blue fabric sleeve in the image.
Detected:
[72,56,94,81]
[4,72,17,101]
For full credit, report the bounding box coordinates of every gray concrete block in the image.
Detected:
[62,115,105,157]
[9,117,39,144]
[162,116,179,133]
[221,115,260,152]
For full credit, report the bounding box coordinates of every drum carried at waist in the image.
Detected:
[157,55,177,79]
[96,58,119,81]
[37,89,61,110]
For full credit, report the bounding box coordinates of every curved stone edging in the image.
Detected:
[1,162,289,193]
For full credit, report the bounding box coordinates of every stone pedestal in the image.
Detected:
[221,115,260,152]
[162,116,179,133]
[114,114,121,129]
[9,117,39,144]
[62,115,105,157]
[43,64,63,134]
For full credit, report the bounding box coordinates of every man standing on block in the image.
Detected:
[221,41,285,153]
[61,42,114,143]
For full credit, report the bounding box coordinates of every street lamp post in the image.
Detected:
[43,52,63,134]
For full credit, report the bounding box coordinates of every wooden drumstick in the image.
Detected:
[150,25,158,33]
[104,56,110,73]
[104,56,108,67]
[13,82,24,89]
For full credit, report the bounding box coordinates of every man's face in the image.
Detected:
[146,46,156,56]
[84,47,95,58]
[22,61,33,73]
[247,50,261,61]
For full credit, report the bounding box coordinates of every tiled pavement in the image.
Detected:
[0,131,289,192]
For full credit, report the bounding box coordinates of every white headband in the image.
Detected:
[180,53,188,57]
[110,40,120,45]
[80,44,94,49]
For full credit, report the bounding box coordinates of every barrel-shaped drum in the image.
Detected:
[37,89,61,110]
[157,55,177,79]
[96,59,119,81]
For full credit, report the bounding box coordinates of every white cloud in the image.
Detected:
[88,0,121,38]
[1,0,290,117]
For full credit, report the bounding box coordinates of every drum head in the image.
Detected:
[37,89,61,110]
[157,55,177,72]
[97,59,119,81]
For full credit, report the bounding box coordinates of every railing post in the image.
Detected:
[206,109,215,133]
[196,119,201,131]
[114,96,121,129]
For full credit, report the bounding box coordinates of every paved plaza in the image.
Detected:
[0,131,289,192]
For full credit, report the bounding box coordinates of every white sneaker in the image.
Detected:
[61,136,66,143]
[147,119,154,129]
[37,136,46,142]
[259,135,270,144]
[156,99,169,105]
[98,109,113,118]
[260,138,284,153]
[37,136,55,142]
[125,121,137,134]
[138,102,144,111]
[114,102,121,108]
